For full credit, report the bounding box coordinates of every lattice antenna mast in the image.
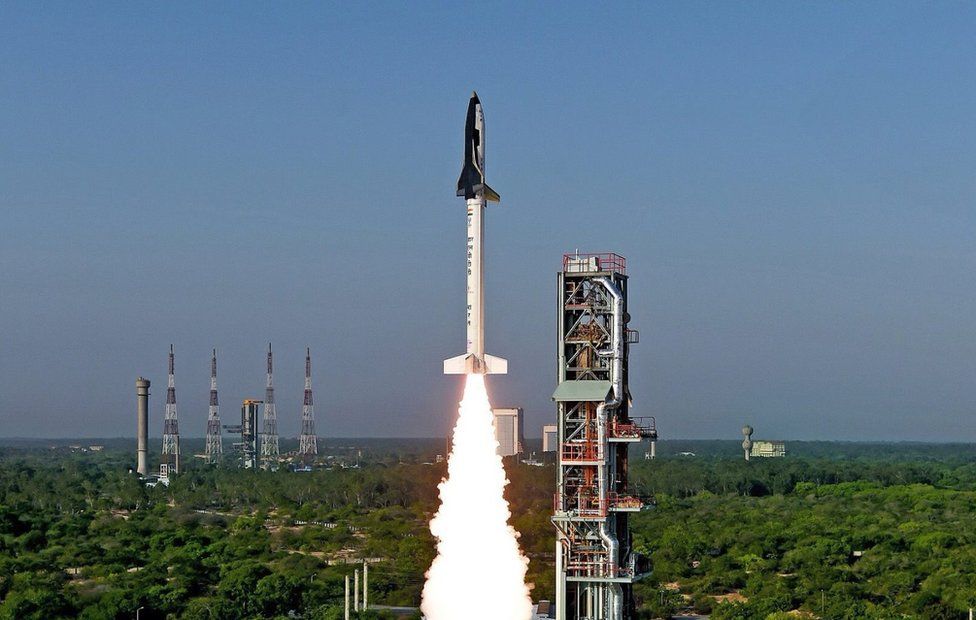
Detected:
[299,347,318,460]
[205,348,222,464]
[161,344,181,476]
[260,342,280,469]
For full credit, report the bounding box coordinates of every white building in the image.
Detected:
[542,424,558,452]
[492,407,524,457]
[751,441,786,458]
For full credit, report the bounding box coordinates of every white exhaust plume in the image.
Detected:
[421,373,533,620]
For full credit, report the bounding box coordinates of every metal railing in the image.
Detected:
[561,442,599,462]
[608,416,657,439]
[562,252,627,275]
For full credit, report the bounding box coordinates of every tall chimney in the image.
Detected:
[136,377,151,475]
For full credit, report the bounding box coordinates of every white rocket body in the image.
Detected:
[444,92,507,376]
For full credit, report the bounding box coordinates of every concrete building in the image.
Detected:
[543,424,558,452]
[492,407,524,457]
[751,441,786,458]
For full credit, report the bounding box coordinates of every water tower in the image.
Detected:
[742,425,754,461]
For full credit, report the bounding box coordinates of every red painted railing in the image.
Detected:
[561,442,599,462]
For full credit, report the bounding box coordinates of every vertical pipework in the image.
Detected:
[595,276,624,619]
[136,377,150,476]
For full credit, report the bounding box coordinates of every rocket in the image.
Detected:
[444,92,508,375]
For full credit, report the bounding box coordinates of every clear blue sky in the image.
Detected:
[2,2,975,441]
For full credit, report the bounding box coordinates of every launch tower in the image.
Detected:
[205,348,222,464]
[161,344,181,477]
[552,253,653,620]
[298,347,318,461]
[260,343,280,469]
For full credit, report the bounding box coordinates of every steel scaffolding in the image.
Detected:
[553,253,652,620]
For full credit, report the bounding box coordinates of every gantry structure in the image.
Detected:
[260,343,280,469]
[161,344,181,477]
[298,347,318,461]
[553,253,655,620]
[205,348,222,464]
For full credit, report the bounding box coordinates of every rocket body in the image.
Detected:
[444,93,507,375]
[466,197,484,359]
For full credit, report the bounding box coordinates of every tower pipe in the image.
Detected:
[594,276,624,619]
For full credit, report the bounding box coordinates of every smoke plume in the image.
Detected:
[421,373,533,619]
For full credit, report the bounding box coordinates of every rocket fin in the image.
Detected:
[444,354,473,374]
[443,353,507,374]
[483,354,507,374]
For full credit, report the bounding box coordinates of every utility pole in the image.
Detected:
[354,568,360,611]
[363,561,368,611]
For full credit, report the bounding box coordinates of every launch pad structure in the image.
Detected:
[553,252,656,620]
[225,399,261,469]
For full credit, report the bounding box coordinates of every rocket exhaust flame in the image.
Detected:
[421,373,533,620]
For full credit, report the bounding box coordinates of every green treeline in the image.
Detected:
[0,454,443,619]
[2,445,976,618]
[630,455,976,618]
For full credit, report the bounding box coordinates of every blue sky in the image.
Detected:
[2,2,975,440]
